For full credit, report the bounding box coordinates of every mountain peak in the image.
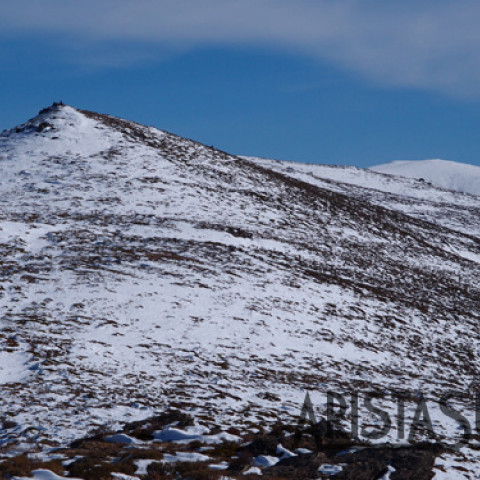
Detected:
[0,104,133,160]
[371,158,480,196]
[2,102,80,137]
[38,100,67,115]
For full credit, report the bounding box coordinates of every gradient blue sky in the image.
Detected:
[2,1,480,167]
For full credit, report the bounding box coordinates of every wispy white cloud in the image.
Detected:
[2,0,480,97]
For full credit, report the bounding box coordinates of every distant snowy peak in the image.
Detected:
[370,159,480,196]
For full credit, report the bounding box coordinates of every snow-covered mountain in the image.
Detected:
[371,159,480,196]
[1,104,480,478]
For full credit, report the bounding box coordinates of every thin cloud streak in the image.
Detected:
[2,0,480,96]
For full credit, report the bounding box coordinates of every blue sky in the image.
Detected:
[2,1,480,167]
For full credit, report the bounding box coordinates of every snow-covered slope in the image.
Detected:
[371,159,480,196]
[2,105,480,478]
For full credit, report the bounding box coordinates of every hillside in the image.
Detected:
[1,104,480,479]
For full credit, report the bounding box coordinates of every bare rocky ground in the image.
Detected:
[0,410,446,479]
